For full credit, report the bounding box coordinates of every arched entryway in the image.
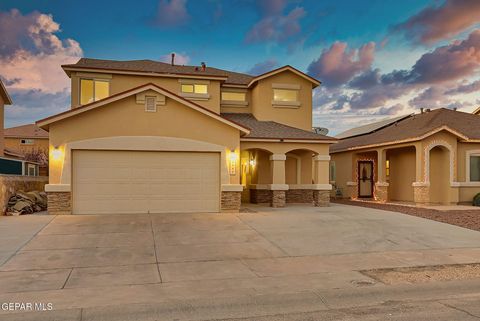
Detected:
[428,145,451,204]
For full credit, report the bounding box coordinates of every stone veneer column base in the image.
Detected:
[313,190,330,207]
[47,192,72,215]
[286,189,314,204]
[413,184,430,205]
[271,190,286,208]
[346,182,358,199]
[374,182,389,203]
[221,191,241,212]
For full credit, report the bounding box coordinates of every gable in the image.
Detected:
[37,83,249,134]
[48,92,241,148]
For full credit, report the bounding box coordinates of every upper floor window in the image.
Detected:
[181,83,208,94]
[80,79,109,105]
[273,89,297,102]
[470,154,480,182]
[221,92,246,101]
[271,83,301,107]
[21,139,34,145]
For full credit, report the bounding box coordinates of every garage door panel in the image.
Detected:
[73,150,220,214]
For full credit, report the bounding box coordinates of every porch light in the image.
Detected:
[51,147,63,160]
[229,150,238,175]
[249,157,256,167]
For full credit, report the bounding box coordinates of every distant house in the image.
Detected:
[0,80,40,176]
[473,107,480,115]
[4,124,49,154]
[330,108,480,205]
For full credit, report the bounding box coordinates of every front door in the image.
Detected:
[358,161,373,198]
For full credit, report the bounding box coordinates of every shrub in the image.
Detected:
[474,193,480,207]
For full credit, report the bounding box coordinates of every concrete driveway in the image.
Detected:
[1,203,480,320]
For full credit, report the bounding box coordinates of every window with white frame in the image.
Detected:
[80,79,109,105]
[181,83,208,94]
[470,154,480,182]
[27,164,36,176]
[329,161,336,182]
[273,89,298,102]
[21,139,34,145]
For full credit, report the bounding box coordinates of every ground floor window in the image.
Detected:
[470,155,480,182]
[330,161,336,182]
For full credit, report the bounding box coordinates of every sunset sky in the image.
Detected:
[1,0,480,134]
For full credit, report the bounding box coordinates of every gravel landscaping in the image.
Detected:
[332,199,480,232]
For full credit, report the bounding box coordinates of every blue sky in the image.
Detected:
[1,0,480,134]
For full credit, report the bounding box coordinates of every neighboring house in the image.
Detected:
[37,58,336,215]
[4,124,49,154]
[0,80,40,176]
[4,124,49,176]
[330,108,480,205]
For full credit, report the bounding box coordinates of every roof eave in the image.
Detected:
[0,80,13,105]
[247,65,321,88]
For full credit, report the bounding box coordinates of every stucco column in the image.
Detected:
[413,144,429,205]
[313,155,332,207]
[269,154,287,207]
[375,149,389,202]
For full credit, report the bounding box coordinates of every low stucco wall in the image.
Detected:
[0,175,48,215]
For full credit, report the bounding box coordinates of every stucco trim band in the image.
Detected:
[313,155,331,161]
[249,184,289,190]
[45,184,71,192]
[221,184,243,192]
[270,154,287,161]
[289,184,332,190]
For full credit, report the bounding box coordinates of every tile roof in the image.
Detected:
[335,114,412,139]
[331,108,480,153]
[63,58,255,85]
[4,124,49,138]
[222,113,337,141]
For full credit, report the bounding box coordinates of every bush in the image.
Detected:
[474,193,480,207]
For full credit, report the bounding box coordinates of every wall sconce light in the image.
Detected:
[51,146,63,160]
[249,157,256,167]
[229,150,238,175]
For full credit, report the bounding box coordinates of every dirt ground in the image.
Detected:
[362,263,480,285]
[332,199,480,232]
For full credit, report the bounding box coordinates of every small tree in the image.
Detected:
[23,148,48,166]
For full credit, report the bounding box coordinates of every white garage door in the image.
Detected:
[72,150,220,214]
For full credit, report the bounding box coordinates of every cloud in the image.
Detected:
[159,52,190,65]
[245,1,305,45]
[246,59,278,75]
[5,89,70,127]
[0,9,82,94]
[154,0,189,27]
[307,41,375,88]
[393,0,480,44]
[0,9,82,126]
[445,79,480,94]
[378,104,405,115]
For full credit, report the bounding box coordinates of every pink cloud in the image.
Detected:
[154,0,190,27]
[307,41,375,88]
[446,79,480,94]
[0,9,82,94]
[394,0,480,44]
[245,5,305,44]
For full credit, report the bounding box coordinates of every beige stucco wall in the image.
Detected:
[387,147,415,202]
[5,138,49,154]
[71,72,222,113]
[49,94,241,185]
[250,70,313,131]
[330,151,352,195]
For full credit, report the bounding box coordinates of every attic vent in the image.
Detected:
[145,96,156,112]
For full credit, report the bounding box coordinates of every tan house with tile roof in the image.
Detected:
[4,124,49,155]
[330,108,480,205]
[37,58,336,215]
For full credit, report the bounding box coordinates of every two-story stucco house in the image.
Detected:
[37,58,336,215]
